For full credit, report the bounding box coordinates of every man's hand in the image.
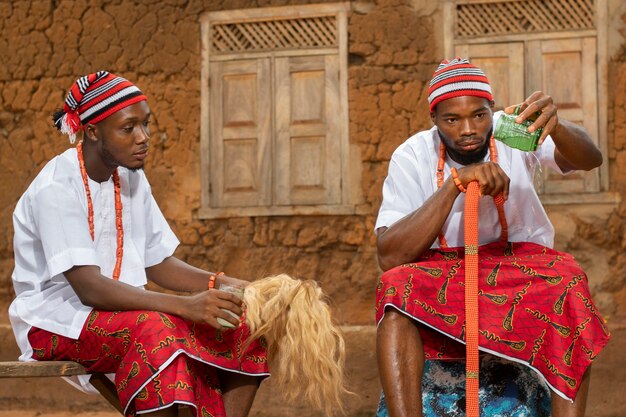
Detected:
[180,289,243,329]
[505,90,602,171]
[457,162,510,200]
[504,91,558,146]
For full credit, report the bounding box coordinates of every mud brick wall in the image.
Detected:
[0,0,447,326]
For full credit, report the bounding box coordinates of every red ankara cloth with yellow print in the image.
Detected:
[375,241,611,401]
[28,310,269,417]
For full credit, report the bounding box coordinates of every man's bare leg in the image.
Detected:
[377,309,425,417]
[219,370,262,417]
[551,367,591,417]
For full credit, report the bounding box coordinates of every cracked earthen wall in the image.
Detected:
[0,0,624,413]
[0,0,450,326]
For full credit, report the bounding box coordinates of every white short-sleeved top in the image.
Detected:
[375,111,565,248]
[9,147,180,362]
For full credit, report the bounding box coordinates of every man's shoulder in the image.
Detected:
[14,149,79,219]
[24,149,78,193]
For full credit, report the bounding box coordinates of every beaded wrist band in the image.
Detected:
[208,272,224,289]
[451,168,466,193]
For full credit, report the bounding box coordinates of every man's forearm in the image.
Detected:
[66,264,188,315]
[146,256,213,292]
[551,119,603,171]
[146,256,249,293]
[376,179,460,271]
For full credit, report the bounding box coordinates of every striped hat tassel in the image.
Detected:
[58,109,81,144]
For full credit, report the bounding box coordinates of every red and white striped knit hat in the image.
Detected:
[53,71,147,143]
[427,58,493,112]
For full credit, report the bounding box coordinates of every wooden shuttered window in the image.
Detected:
[445,0,617,205]
[455,38,599,195]
[200,4,353,218]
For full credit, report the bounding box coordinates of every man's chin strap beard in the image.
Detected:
[440,128,493,166]
[448,142,489,165]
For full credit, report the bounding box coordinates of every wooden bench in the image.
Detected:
[0,361,122,414]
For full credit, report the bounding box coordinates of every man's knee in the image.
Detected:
[378,308,418,334]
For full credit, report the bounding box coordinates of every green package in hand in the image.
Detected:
[494,105,542,152]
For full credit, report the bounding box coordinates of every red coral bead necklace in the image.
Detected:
[436,135,507,248]
[76,141,124,280]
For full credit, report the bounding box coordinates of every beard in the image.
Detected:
[438,128,492,166]
[101,138,144,172]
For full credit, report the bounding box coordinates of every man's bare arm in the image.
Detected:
[377,162,510,272]
[550,119,602,172]
[64,265,243,328]
[377,178,459,272]
[146,256,250,293]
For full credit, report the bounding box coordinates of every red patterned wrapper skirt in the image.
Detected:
[28,310,269,416]
[375,241,611,401]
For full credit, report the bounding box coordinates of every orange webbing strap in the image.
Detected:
[464,181,480,417]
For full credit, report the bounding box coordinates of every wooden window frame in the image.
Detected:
[199,3,354,219]
[442,0,619,206]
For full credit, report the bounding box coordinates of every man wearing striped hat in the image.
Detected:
[9,71,269,417]
[374,58,610,417]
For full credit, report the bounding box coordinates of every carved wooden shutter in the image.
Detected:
[456,37,600,194]
[209,59,272,207]
[446,0,611,200]
[201,4,352,217]
[527,37,599,193]
[274,55,341,206]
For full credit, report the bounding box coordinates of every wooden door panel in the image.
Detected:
[275,55,341,206]
[290,136,325,190]
[222,73,258,127]
[527,37,599,193]
[291,69,326,124]
[209,59,272,207]
[223,139,258,193]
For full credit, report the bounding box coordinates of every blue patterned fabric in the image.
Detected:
[376,356,551,417]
